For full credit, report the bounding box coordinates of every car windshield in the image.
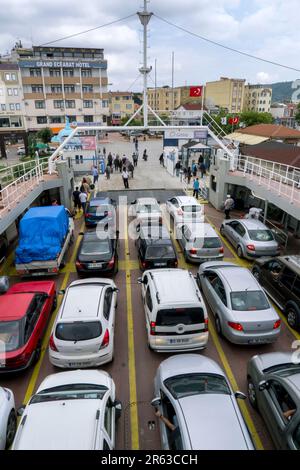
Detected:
[88,205,111,215]
[164,373,231,399]
[146,245,175,259]
[30,383,108,403]
[137,204,160,213]
[230,291,270,311]
[156,307,205,326]
[194,237,222,249]
[0,320,22,352]
[182,205,201,213]
[55,321,102,341]
[248,229,274,242]
[274,366,300,378]
[81,240,111,256]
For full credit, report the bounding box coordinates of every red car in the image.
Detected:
[0,281,56,372]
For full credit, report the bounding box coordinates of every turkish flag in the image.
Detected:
[229,116,239,125]
[190,86,202,97]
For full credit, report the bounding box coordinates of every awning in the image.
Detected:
[224,132,269,145]
[188,143,210,150]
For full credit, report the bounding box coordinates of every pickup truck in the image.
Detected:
[15,206,74,277]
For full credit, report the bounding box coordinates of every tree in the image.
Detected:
[37,127,53,143]
[120,117,143,126]
[239,111,274,127]
[295,103,300,125]
[28,135,37,158]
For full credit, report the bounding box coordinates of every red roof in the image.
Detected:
[237,124,300,139]
[0,293,34,321]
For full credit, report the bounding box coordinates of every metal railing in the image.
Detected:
[0,157,49,189]
[203,111,228,140]
[237,155,300,205]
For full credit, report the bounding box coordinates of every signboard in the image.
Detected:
[77,122,103,127]
[164,129,195,139]
[19,60,107,69]
[63,136,96,151]
[194,129,208,139]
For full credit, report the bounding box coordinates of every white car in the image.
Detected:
[0,387,16,449]
[166,196,204,224]
[130,197,162,228]
[49,278,118,368]
[12,370,122,450]
[17,147,26,155]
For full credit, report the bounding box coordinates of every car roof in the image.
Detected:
[136,197,159,205]
[203,263,259,292]
[278,255,300,276]
[140,225,170,240]
[182,223,219,238]
[0,293,34,321]
[59,281,107,321]
[37,369,111,393]
[234,219,269,230]
[285,373,300,395]
[178,395,251,450]
[147,269,202,305]
[175,196,200,206]
[82,231,110,242]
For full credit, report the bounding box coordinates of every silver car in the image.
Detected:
[220,218,280,259]
[130,197,162,228]
[152,354,254,450]
[247,352,300,450]
[175,222,224,263]
[198,261,281,345]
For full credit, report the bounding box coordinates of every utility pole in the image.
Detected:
[138,0,153,127]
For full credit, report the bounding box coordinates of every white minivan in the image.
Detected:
[49,278,118,368]
[139,269,208,352]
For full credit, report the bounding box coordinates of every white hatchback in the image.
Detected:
[49,278,118,368]
[166,196,204,225]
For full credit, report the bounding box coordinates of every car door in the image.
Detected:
[159,390,184,450]
[223,221,239,244]
[103,397,115,449]
[289,420,300,450]
[179,225,191,251]
[144,285,154,338]
[25,294,48,350]
[230,222,246,249]
[200,271,221,315]
[260,259,285,306]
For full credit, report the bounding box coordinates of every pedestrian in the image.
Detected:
[143,149,148,161]
[122,167,129,188]
[198,153,204,166]
[103,147,106,157]
[79,190,87,213]
[193,178,200,199]
[175,160,181,177]
[92,165,99,185]
[119,157,123,173]
[223,194,235,220]
[132,152,138,167]
[187,167,192,185]
[114,155,120,172]
[199,161,206,179]
[128,161,134,178]
[159,153,164,166]
[72,186,81,213]
[80,177,90,194]
[107,152,113,168]
[192,161,197,177]
[105,165,111,180]
[183,167,187,182]
[135,138,138,152]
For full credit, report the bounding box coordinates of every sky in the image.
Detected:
[0,0,299,92]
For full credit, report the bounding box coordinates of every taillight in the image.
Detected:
[49,333,58,352]
[228,322,243,332]
[150,321,156,336]
[159,216,163,224]
[219,247,224,254]
[85,213,92,218]
[246,244,255,251]
[204,318,209,332]
[100,329,110,349]
[5,352,31,368]
[174,259,178,268]
[108,257,115,268]
[189,248,197,255]
[273,319,281,330]
[142,261,147,269]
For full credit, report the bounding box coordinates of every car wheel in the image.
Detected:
[237,245,244,258]
[247,378,258,410]
[252,267,261,282]
[220,225,225,236]
[52,295,57,311]
[286,306,300,330]
[34,342,42,364]
[215,316,223,337]
[6,410,17,449]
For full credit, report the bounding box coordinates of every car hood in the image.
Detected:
[253,352,295,372]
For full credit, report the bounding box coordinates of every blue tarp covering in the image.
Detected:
[15,206,69,264]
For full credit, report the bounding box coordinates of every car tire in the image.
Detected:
[286,305,300,331]
[52,295,57,312]
[237,245,244,258]
[252,267,261,282]
[220,225,225,236]
[5,410,17,449]
[247,377,258,410]
[215,315,223,337]
[34,341,42,365]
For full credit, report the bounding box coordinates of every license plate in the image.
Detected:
[88,263,102,268]
[169,338,190,344]
[68,362,85,367]
[248,338,266,344]
[154,263,167,267]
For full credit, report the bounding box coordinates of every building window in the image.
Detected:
[32,85,44,93]
[49,116,64,124]
[115,96,120,101]
[7,88,13,96]
[13,88,18,96]
[5,73,11,80]
[54,100,64,108]
[50,69,61,77]
[126,104,132,110]
[0,118,10,127]
[83,85,93,93]
[9,104,15,111]
[64,85,75,94]
[51,85,62,93]
[11,73,16,81]
[30,68,41,77]
[83,100,93,108]
[1,104,6,111]
[81,69,92,77]
[35,100,45,109]
[74,52,83,58]
[63,69,74,77]
[15,103,20,110]
[114,104,120,110]
[84,115,93,123]
[102,100,109,107]
[65,100,75,108]
[37,116,47,124]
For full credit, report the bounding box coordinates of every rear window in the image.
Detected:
[137,204,160,213]
[248,229,274,241]
[164,373,231,399]
[81,240,111,256]
[230,291,270,311]
[146,245,175,259]
[88,205,110,215]
[182,205,201,213]
[55,321,102,341]
[156,308,205,326]
[0,320,22,351]
[194,237,222,249]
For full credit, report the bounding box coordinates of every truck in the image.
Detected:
[15,206,74,276]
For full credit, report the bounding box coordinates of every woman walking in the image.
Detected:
[122,167,129,189]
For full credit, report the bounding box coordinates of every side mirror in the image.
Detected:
[131,200,136,205]
[137,277,143,284]
[114,400,122,421]
[258,380,268,392]
[113,287,119,293]
[17,405,26,416]
[235,391,247,400]
[58,289,65,295]
[151,397,161,408]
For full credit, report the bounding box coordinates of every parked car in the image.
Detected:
[130,197,162,229]
[76,229,119,276]
[136,225,178,270]
[252,255,300,331]
[12,370,122,449]
[175,222,224,263]
[17,147,26,155]
[85,197,116,229]
[197,261,281,345]
[0,387,16,449]
[152,354,254,450]
[166,196,204,225]
[0,280,56,372]
[220,218,279,259]
[138,269,208,352]
[247,352,300,449]
[49,278,118,368]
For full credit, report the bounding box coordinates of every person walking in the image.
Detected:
[143,149,148,161]
[135,137,138,152]
[193,178,200,199]
[187,167,192,185]
[128,161,134,178]
[122,167,129,188]
[72,186,81,213]
[114,155,120,172]
[224,194,235,220]
[175,160,181,177]
[132,152,138,167]
[192,161,197,177]
[159,153,164,167]
[92,165,99,185]
[80,177,90,194]
[107,152,113,169]
[199,161,206,179]
[79,190,87,213]
[105,164,111,180]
